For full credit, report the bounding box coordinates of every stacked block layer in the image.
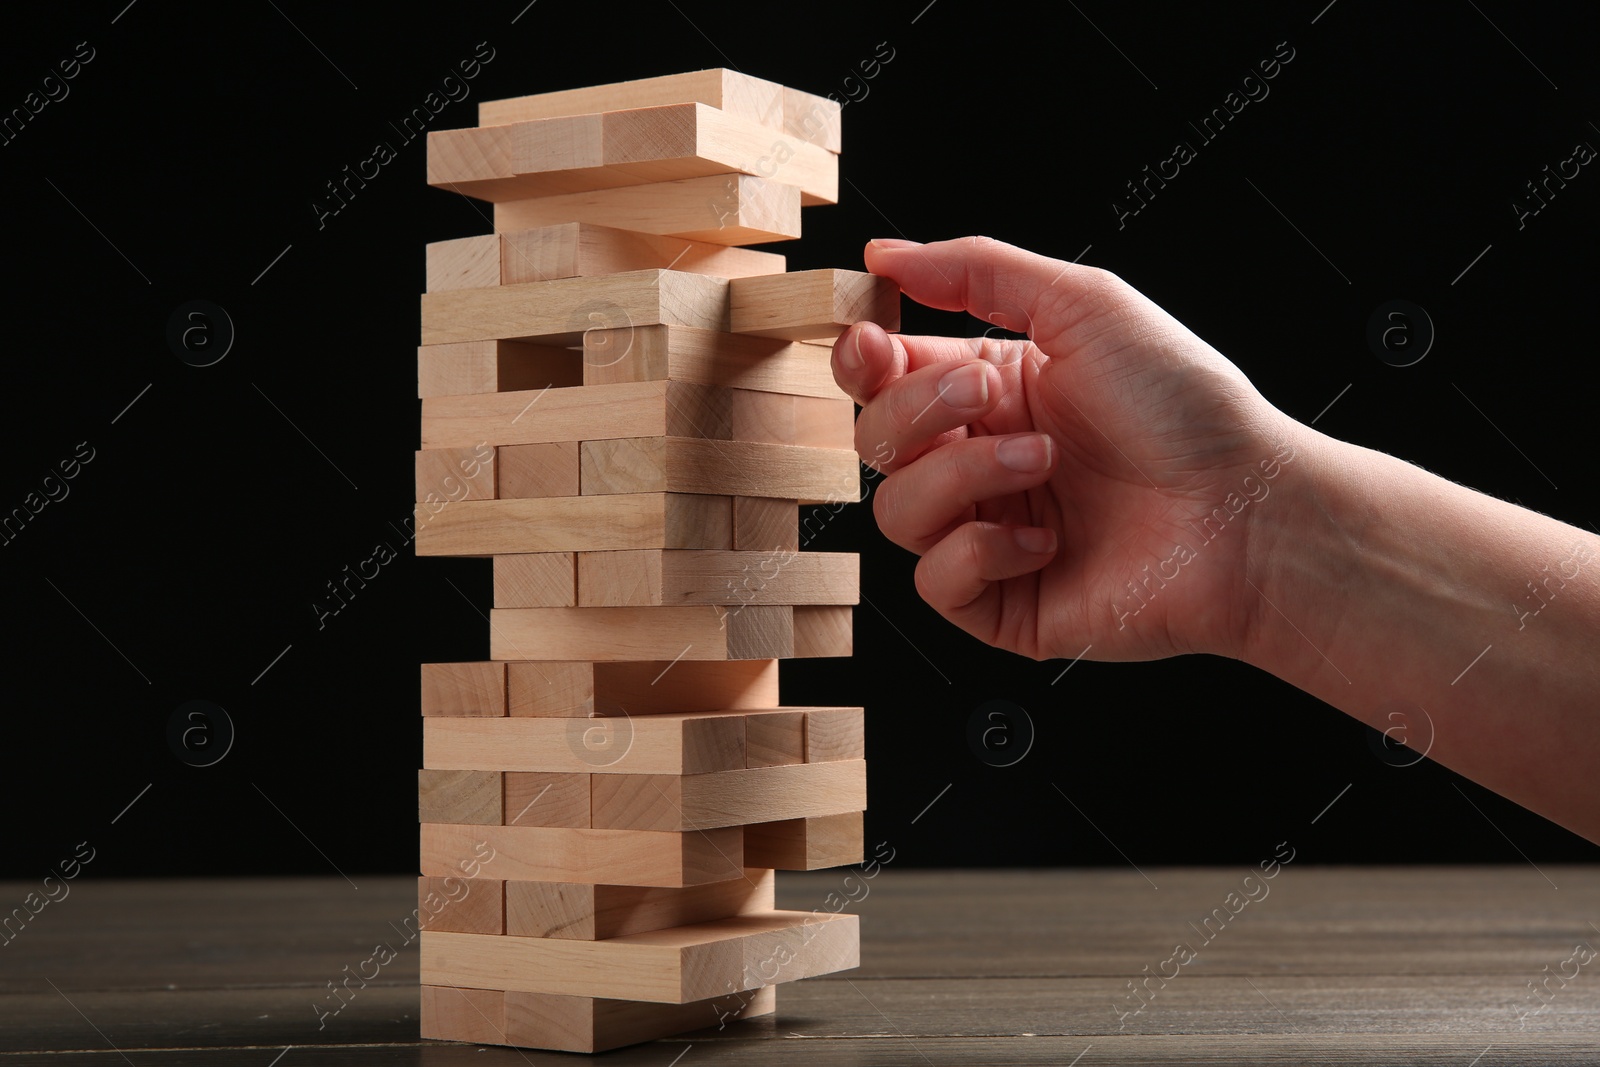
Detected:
[414,69,895,1053]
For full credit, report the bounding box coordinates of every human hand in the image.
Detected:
[833,236,1299,663]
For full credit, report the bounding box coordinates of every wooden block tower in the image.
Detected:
[412,70,893,1053]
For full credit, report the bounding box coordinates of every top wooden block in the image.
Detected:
[478,69,842,153]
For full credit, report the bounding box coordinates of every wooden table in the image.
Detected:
[3,868,1597,1064]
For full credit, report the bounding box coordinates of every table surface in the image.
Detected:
[2,867,1597,1065]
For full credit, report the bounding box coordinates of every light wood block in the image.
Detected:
[591,760,867,831]
[502,985,776,1054]
[733,391,854,449]
[480,69,785,133]
[494,174,802,246]
[580,437,859,502]
[420,822,744,888]
[581,324,849,400]
[421,662,506,717]
[507,661,595,717]
[421,380,730,451]
[415,446,496,502]
[431,103,837,205]
[488,605,793,662]
[576,550,858,608]
[745,710,806,767]
[491,553,576,607]
[794,604,854,658]
[505,869,774,940]
[420,985,505,1045]
[804,707,866,763]
[783,85,842,152]
[730,269,900,341]
[504,771,591,827]
[426,234,501,291]
[419,769,503,825]
[424,713,746,774]
[417,339,581,398]
[414,494,732,556]
[734,497,799,552]
[420,910,859,1002]
[501,222,784,284]
[506,659,780,718]
[417,876,504,934]
[743,812,864,870]
[495,441,581,499]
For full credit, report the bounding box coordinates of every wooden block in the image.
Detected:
[504,771,591,827]
[582,324,849,400]
[502,985,776,1054]
[805,707,866,763]
[734,497,799,552]
[507,661,594,717]
[417,876,504,934]
[415,446,496,503]
[417,339,581,398]
[494,174,802,246]
[495,441,580,498]
[746,710,806,767]
[783,85,842,152]
[421,269,728,347]
[580,437,859,502]
[730,269,900,341]
[794,605,853,658]
[491,553,576,608]
[420,910,859,1002]
[421,380,730,450]
[488,605,793,662]
[420,985,505,1045]
[505,869,774,940]
[501,222,785,284]
[743,812,864,870]
[426,234,501,291]
[424,713,746,774]
[434,102,838,202]
[480,69,785,134]
[577,550,858,608]
[420,822,744,888]
[591,760,867,831]
[419,769,503,825]
[421,662,506,717]
[414,494,732,556]
[732,391,855,449]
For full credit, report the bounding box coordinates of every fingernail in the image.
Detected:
[996,434,1053,472]
[940,363,988,408]
[838,327,864,371]
[1013,527,1057,554]
[868,238,922,250]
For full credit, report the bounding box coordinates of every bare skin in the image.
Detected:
[834,236,1600,844]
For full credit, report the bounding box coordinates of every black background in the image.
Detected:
[4,0,1596,881]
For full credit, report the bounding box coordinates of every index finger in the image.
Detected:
[830,322,992,406]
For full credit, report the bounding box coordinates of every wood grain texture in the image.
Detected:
[783,85,843,152]
[420,822,744,888]
[420,984,505,1044]
[417,338,581,398]
[416,446,496,502]
[730,269,900,341]
[420,269,728,347]
[495,442,580,498]
[420,911,859,1003]
[503,771,591,828]
[493,174,802,246]
[501,985,776,1053]
[732,391,855,448]
[416,876,504,934]
[418,769,503,825]
[505,869,774,940]
[426,234,501,291]
[490,553,576,608]
[743,812,864,870]
[580,437,859,501]
[577,550,858,608]
[582,324,850,400]
[591,760,867,831]
[804,707,865,763]
[488,605,792,661]
[501,221,785,284]
[424,713,746,774]
[734,496,799,552]
[745,710,806,767]
[793,605,853,658]
[414,494,732,556]
[480,69,783,133]
[420,662,506,717]
[420,380,729,450]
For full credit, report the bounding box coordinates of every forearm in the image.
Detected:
[1242,422,1600,841]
